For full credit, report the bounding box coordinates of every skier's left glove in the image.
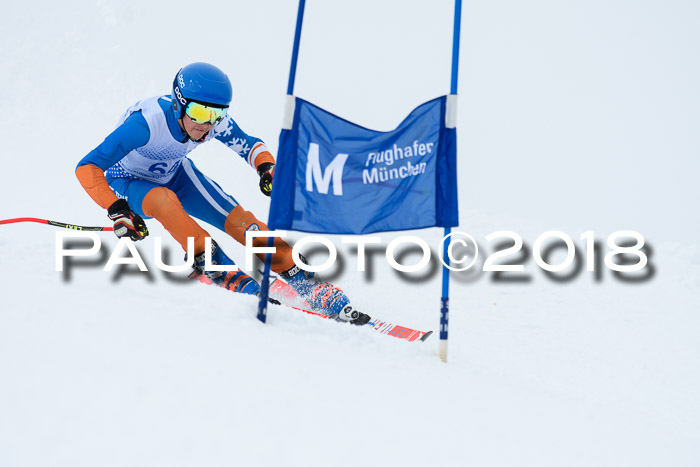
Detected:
[257,162,275,197]
[107,199,149,241]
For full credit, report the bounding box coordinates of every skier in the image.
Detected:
[76,62,369,325]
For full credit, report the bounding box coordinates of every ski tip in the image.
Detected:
[420,331,433,342]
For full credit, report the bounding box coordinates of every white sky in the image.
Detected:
[0,0,698,243]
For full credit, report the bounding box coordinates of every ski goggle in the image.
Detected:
[185,101,228,125]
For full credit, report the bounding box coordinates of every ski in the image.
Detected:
[196,275,432,342]
[267,278,433,342]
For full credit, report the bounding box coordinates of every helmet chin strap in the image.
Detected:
[176,114,209,143]
[183,127,209,143]
[190,131,209,143]
[174,98,207,143]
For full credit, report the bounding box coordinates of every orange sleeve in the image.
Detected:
[75,164,119,210]
[254,151,275,170]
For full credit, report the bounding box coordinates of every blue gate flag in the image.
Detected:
[268,96,458,234]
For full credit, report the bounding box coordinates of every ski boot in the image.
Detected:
[334,303,371,326]
[191,240,260,296]
[280,260,370,325]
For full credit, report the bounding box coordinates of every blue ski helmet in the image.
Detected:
[172,62,233,118]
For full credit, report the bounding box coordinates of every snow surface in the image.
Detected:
[1,1,699,466]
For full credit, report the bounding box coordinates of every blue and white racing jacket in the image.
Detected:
[77,95,273,183]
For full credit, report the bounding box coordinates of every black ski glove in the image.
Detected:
[107,199,149,241]
[257,162,275,197]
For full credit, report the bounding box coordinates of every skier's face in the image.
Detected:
[181,114,213,141]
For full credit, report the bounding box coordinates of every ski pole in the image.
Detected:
[0,217,113,232]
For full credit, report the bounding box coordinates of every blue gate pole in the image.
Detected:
[258,0,307,323]
[440,227,452,362]
[440,0,462,361]
[450,0,462,96]
[286,0,307,96]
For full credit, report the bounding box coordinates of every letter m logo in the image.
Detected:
[305,143,349,196]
